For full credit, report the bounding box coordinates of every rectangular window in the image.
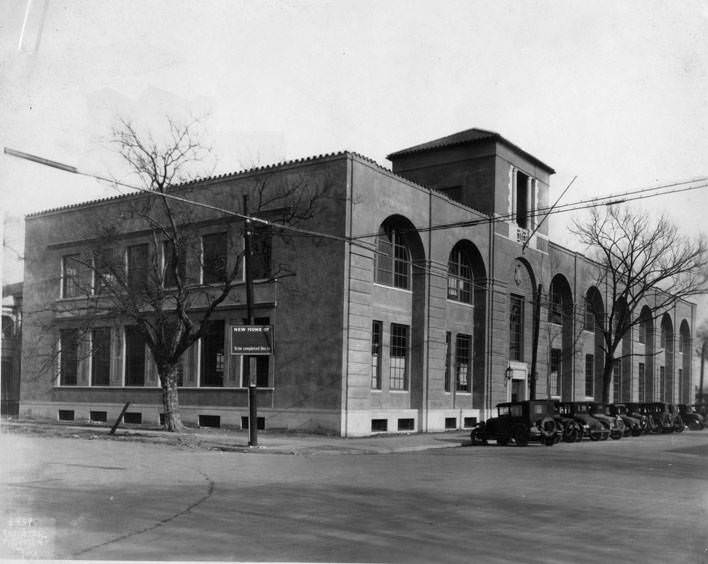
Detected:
[125,326,146,386]
[374,231,393,286]
[202,232,228,284]
[241,316,270,388]
[250,225,272,280]
[59,329,79,386]
[638,322,647,344]
[94,248,118,295]
[91,327,111,386]
[455,334,471,392]
[585,354,594,397]
[549,290,562,325]
[550,348,561,397]
[678,368,683,401]
[515,171,529,229]
[613,359,622,402]
[444,332,451,392]
[509,295,524,361]
[163,240,186,288]
[638,362,646,402]
[659,366,665,402]
[390,323,409,390]
[61,254,82,298]
[201,320,225,387]
[584,299,595,332]
[371,321,382,389]
[678,336,684,353]
[127,244,149,292]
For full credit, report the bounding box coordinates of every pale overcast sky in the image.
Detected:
[2,1,708,290]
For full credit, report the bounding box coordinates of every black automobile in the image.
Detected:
[607,404,643,436]
[677,404,705,430]
[557,402,609,441]
[470,400,560,446]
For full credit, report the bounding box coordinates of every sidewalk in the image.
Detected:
[0,418,468,455]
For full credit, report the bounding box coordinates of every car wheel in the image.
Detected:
[589,430,601,441]
[688,420,704,431]
[562,424,578,443]
[673,418,685,433]
[512,425,529,447]
[610,430,622,440]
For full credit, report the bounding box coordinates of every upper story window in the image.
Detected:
[61,254,82,298]
[514,170,536,230]
[94,248,119,295]
[127,244,149,292]
[448,246,473,304]
[202,232,228,284]
[584,298,595,331]
[549,287,562,324]
[250,225,272,281]
[374,225,411,290]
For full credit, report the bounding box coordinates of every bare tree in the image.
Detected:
[59,116,332,431]
[571,206,707,404]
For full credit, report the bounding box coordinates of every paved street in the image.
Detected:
[1,428,707,562]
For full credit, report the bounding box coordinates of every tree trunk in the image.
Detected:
[602,356,614,405]
[700,341,705,404]
[159,365,185,432]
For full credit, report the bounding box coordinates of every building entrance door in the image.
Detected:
[511,379,526,402]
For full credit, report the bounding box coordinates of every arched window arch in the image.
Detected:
[447,244,473,303]
[374,223,411,289]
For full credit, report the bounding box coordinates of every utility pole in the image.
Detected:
[243,195,258,447]
[529,283,542,400]
[700,340,706,405]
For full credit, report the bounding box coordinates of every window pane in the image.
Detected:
[448,248,473,303]
[390,323,409,390]
[444,332,451,392]
[60,329,79,385]
[62,255,81,298]
[371,321,382,389]
[393,237,410,289]
[250,225,272,280]
[374,229,393,285]
[550,348,561,396]
[203,233,227,284]
[125,326,146,386]
[91,328,111,386]
[201,320,225,387]
[455,334,471,392]
[585,354,594,397]
[127,244,149,292]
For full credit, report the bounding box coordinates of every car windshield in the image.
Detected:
[510,405,523,417]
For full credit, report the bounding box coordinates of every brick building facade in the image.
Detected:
[20,129,696,435]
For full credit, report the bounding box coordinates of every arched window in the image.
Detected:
[447,246,473,303]
[374,224,411,290]
[2,315,14,339]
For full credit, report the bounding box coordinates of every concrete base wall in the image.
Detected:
[20,401,341,434]
[344,408,480,437]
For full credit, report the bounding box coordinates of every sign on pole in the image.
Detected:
[230,325,273,355]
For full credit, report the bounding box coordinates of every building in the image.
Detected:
[20,128,696,436]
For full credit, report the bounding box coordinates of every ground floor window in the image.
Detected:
[125,326,146,386]
[455,333,471,392]
[549,348,561,397]
[658,366,665,402]
[444,332,451,392]
[371,320,382,390]
[201,320,225,387]
[59,329,79,386]
[638,362,646,402]
[678,368,683,403]
[584,354,594,397]
[612,359,622,402]
[390,323,409,390]
[91,327,111,386]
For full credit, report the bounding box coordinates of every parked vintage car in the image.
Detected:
[553,401,585,442]
[665,404,685,433]
[584,402,625,440]
[607,404,643,436]
[470,400,561,446]
[627,403,661,433]
[558,402,610,441]
[644,403,676,433]
[677,404,705,430]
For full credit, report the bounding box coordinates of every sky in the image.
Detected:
[2,0,708,304]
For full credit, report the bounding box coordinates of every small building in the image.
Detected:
[19,128,696,435]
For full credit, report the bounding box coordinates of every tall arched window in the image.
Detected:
[448,245,473,303]
[374,224,411,289]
